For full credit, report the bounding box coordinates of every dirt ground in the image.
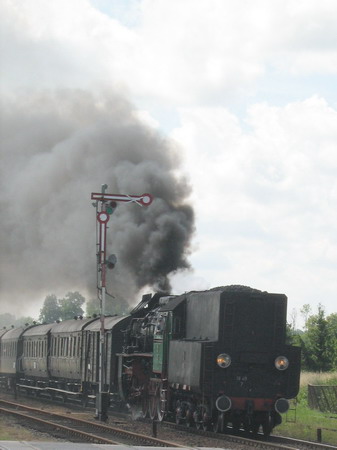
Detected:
[0,414,64,442]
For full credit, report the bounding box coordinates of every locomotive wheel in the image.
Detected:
[213,412,225,433]
[193,410,202,430]
[156,383,166,422]
[175,411,183,425]
[156,396,164,421]
[175,401,185,425]
[194,405,209,430]
[185,408,194,427]
[149,393,157,420]
[202,408,211,431]
[130,376,146,419]
[262,413,273,436]
[141,391,149,418]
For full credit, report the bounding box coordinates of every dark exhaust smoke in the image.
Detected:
[0,89,195,314]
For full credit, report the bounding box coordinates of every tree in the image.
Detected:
[300,304,312,329]
[86,297,100,317]
[59,291,85,320]
[86,295,128,317]
[326,313,337,369]
[300,304,331,371]
[39,294,61,323]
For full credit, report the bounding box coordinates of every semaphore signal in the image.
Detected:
[91,185,153,422]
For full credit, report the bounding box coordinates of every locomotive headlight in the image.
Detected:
[274,356,289,371]
[217,353,231,368]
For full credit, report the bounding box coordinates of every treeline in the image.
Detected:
[0,291,129,329]
[288,304,337,372]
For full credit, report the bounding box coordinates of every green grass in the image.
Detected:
[274,372,337,446]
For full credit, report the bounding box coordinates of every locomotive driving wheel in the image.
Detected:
[129,376,149,419]
[148,379,160,420]
[149,390,157,420]
[195,404,211,431]
[185,407,194,427]
[213,412,225,433]
[156,382,167,422]
[262,412,273,436]
[141,387,149,418]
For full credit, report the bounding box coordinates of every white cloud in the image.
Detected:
[171,96,337,316]
[2,0,337,103]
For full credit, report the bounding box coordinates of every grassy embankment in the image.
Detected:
[275,372,337,445]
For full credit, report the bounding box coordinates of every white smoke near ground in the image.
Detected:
[0,89,195,316]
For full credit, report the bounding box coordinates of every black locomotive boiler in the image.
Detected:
[0,285,301,436]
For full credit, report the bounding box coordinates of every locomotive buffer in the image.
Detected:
[91,185,153,421]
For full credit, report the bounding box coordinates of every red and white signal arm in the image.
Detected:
[91,192,153,207]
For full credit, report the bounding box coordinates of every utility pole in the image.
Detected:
[91,185,153,421]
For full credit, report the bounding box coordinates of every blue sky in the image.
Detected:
[1,0,337,328]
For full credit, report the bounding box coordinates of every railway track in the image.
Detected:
[162,418,337,450]
[0,399,183,447]
[1,396,336,449]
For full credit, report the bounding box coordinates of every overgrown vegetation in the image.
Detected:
[275,372,337,445]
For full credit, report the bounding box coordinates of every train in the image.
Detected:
[0,285,301,436]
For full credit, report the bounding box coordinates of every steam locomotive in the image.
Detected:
[0,285,301,436]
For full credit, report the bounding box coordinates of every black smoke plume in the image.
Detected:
[0,89,195,315]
